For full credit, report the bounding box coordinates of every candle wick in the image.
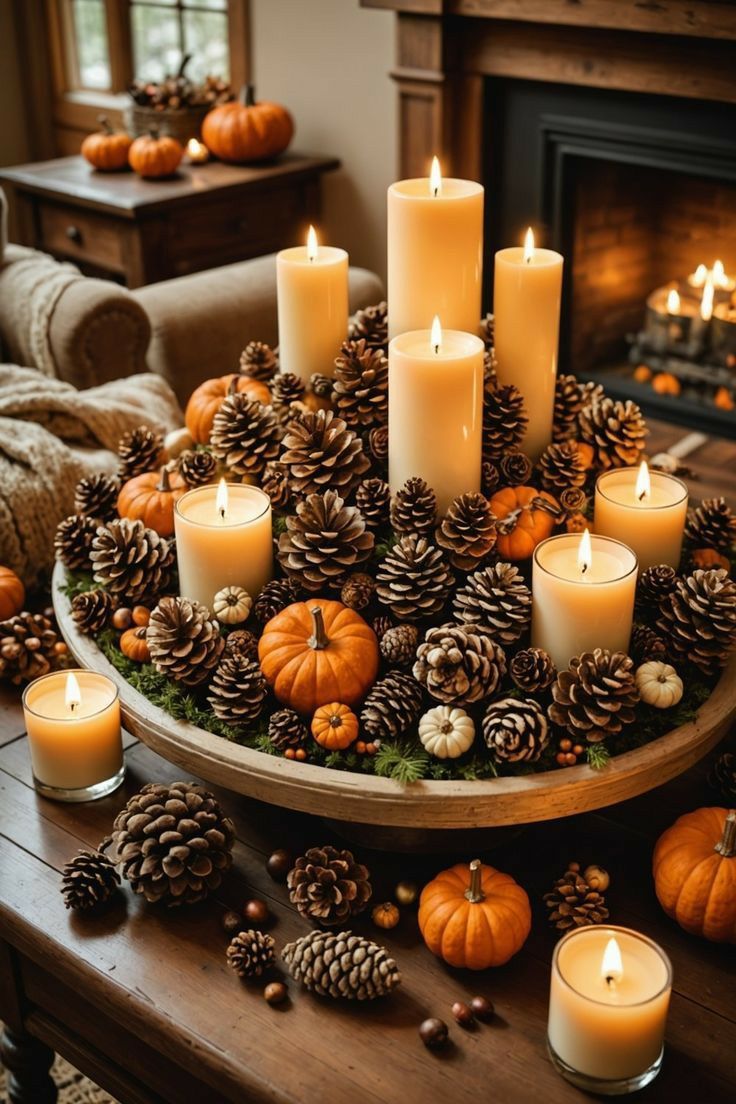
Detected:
[432,185,439,198]
[638,489,647,502]
[605,975,616,988]
[581,562,588,575]
[219,507,226,521]
[69,701,77,714]
[526,255,531,265]
[433,343,440,355]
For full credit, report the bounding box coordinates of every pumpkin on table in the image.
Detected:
[490,486,559,561]
[0,566,25,620]
[311,702,359,750]
[653,807,736,942]
[128,129,183,178]
[185,373,272,444]
[81,116,132,171]
[202,85,294,164]
[117,466,187,538]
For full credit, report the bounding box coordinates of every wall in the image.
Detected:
[0,0,30,167]
[250,0,395,282]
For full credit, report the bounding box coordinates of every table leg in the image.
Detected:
[0,1024,57,1104]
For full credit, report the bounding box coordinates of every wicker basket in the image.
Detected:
[124,102,211,143]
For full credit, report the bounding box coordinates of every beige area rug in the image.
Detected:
[0,1044,117,1103]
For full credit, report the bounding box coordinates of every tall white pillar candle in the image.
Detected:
[277,226,348,382]
[595,463,688,572]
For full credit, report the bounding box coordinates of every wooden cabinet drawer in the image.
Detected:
[38,202,126,273]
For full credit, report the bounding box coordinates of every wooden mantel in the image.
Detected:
[361,0,736,178]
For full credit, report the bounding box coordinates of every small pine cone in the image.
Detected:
[361,671,424,740]
[254,577,301,625]
[638,564,679,613]
[261,461,293,511]
[0,611,60,684]
[390,478,437,536]
[709,751,736,802]
[278,490,374,594]
[559,486,588,517]
[685,497,736,554]
[482,697,550,763]
[91,518,174,605]
[544,863,609,930]
[630,624,667,664]
[54,513,98,571]
[553,374,585,442]
[372,615,392,642]
[269,708,308,751]
[510,647,556,693]
[375,535,454,622]
[656,568,736,676]
[578,397,647,470]
[549,649,639,743]
[282,929,401,1000]
[538,441,586,494]
[500,451,533,487]
[71,589,114,634]
[74,473,119,521]
[147,595,225,686]
[483,383,528,462]
[118,425,163,481]
[453,562,531,645]
[224,628,259,662]
[227,929,276,977]
[356,478,390,531]
[413,623,506,705]
[341,572,375,611]
[435,493,497,572]
[332,340,388,430]
[239,340,278,382]
[481,461,500,498]
[484,348,498,389]
[287,845,372,926]
[177,449,217,488]
[61,849,120,911]
[380,624,419,668]
[310,372,334,399]
[272,371,306,409]
[210,393,280,480]
[348,300,388,349]
[368,426,388,469]
[281,409,369,499]
[480,312,495,347]
[208,654,266,727]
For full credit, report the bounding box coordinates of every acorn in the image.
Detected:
[451,1001,475,1028]
[470,995,495,1022]
[266,848,292,882]
[222,909,243,936]
[395,880,418,907]
[583,865,610,892]
[264,981,288,1006]
[243,898,271,927]
[419,1017,448,1049]
[112,607,132,631]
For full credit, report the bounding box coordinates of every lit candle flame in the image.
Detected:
[186,138,208,161]
[523,227,534,264]
[635,460,651,503]
[216,478,228,521]
[431,315,442,354]
[712,259,728,289]
[429,156,442,198]
[601,937,623,987]
[577,528,592,576]
[690,263,708,288]
[306,225,318,262]
[666,288,680,315]
[700,274,714,321]
[65,672,81,714]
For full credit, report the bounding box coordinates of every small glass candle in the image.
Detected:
[548,926,672,1095]
[23,669,124,802]
[594,464,688,572]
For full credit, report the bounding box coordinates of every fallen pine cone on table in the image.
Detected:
[282,929,401,999]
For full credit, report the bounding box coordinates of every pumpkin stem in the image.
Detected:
[177,53,192,79]
[97,114,113,134]
[308,606,328,651]
[148,126,160,141]
[240,84,256,107]
[715,811,736,858]
[464,859,485,904]
[157,465,171,493]
[227,375,239,395]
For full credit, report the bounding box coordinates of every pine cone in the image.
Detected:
[482,697,549,762]
[483,383,528,462]
[553,375,585,442]
[55,513,98,571]
[0,611,60,684]
[453,562,531,644]
[480,312,495,347]
[332,340,388,430]
[481,461,500,498]
[629,624,667,664]
[413,623,506,705]
[656,568,736,676]
[254,577,300,624]
[310,372,334,399]
[510,647,556,693]
[538,441,586,494]
[435,493,497,572]
[239,340,278,382]
[261,461,292,511]
[208,654,266,727]
[484,348,498,389]
[280,409,369,499]
[271,372,306,409]
[287,845,372,926]
[499,451,533,487]
[209,393,280,480]
[278,490,374,594]
[74,473,119,521]
[269,708,308,751]
[356,478,390,531]
[91,518,174,605]
[368,426,388,469]
[360,671,424,740]
[227,930,276,977]
[544,863,609,930]
[340,572,375,611]
[61,849,120,911]
[147,595,225,686]
[372,615,392,643]
[637,564,679,613]
[390,478,437,536]
[685,497,736,554]
[559,486,588,518]
[118,425,163,480]
[549,649,639,743]
[708,751,736,802]
[375,535,453,622]
[578,397,647,469]
[71,589,114,634]
[177,449,217,488]
[348,301,388,349]
[380,624,419,668]
[282,929,401,1000]
[110,781,235,906]
[224,628,259,662]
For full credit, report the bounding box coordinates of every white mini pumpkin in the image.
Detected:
[418,705,475,759]
[213,585,252,625]
[164,426,194,459]
[635,661,683,709]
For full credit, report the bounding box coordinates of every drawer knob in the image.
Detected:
[66,225,83,244]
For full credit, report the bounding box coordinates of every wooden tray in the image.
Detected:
[53,564,736,831]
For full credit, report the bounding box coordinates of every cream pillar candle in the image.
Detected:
[174,481,272,612]
[389,318,484,514]
[277,226,348,381]
[23,670,123,801]
[387,159,483,339]
[595,462,688,572]
[531,531,637,670]
[548,926,672,1093]
[494,230,563,460]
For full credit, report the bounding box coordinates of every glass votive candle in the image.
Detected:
[22,669,124,802]
[594,466,688,572]
[548,925,672,1095]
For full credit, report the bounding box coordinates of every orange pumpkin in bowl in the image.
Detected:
[0,565,25,620]
[490,486,559,560]
[185,374,272,444]
[117,466,187,537]
[202,85,294,164]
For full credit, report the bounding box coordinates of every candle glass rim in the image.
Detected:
[175,482,271,529]
[494,245,564,267]
[552,925,673,1008]
[22,667,119,722]
[533,533,638,585]
[595,468,688,511]
[388,329,484,359]
[276,245,348,265]
[388,177,483,199]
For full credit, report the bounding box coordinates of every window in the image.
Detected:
[131,1,229,84]
[68,0,111,90]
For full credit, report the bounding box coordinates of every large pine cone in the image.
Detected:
[685,497,736,554]
[656,568,736,676]
[239,340,278,382]
[390,477,437,536]
[282,929,401,1000]
[332,339,388,430]
[483,383,528,462]
[280,409,369,499]
[74,473,119,521]
[54,513,99,571]
[549,649,639,743]
[435,493,497,571]
[453,562,531,644]
[209,393,280,479]
[91,518,174,605]
[208,654,267,727]
[538,441,586,493]
[348,301,388,349]
[61,849,120,911]
[110,781,235,906]
[118,425,163,481]
[413,623,506,705]
[552,374,585,442]
[71,589,114,634]
[578,397,647,469]
[278,490,374,593]
[0,611,60,684]
[271,371,305,410]
[227,929,276,977]
[375,535,454,622]
[510,647,556,693]
[543,862,609,930]
[356,478,391,531]
[177,449,217,488]
[287,845,372,926]
[482,697,549,762]
[147,595,225,686]
[360,671,424,740]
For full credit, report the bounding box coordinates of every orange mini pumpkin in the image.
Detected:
[185,374,272,444]
[691,548,731,573]
[202,85,294,164]
[117,466,187,538]
[81,116,132,171]
[0,565,25,620]
[258,600,379,716]
[418,859,531,970]
[653,807,736,942]
[490,486,559,560]
[652,371,681,396]
[311,702,359,750]
[128,129,183,178]
[120,626,151,663]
